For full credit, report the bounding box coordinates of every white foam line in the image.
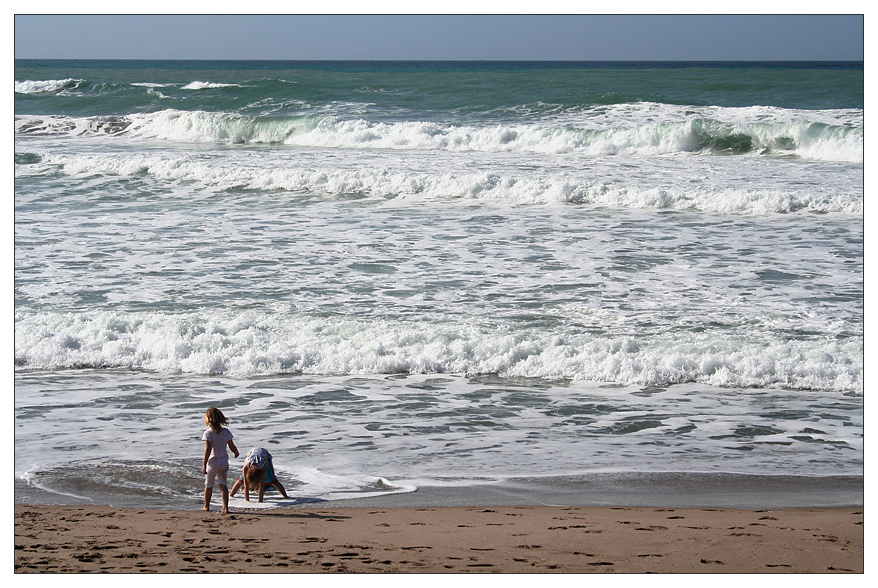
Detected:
[21,471,93,502]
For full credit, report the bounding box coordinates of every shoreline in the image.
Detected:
[15,472,864,512]
[15,503,863,573]
[312,473,865,510]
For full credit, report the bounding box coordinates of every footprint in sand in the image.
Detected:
[813,534,839,542]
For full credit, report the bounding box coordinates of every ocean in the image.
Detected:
[14,60,863,510]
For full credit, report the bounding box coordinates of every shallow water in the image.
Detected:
[14,370,863,509]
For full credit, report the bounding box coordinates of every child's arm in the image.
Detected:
[258,467,268,502]
[228,439,239,458]
[243,465,251,502]
[229,475,243,498]
[202,440,212,474]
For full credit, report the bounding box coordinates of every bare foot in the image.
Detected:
[221,508,229,514]
[202,506,210,512]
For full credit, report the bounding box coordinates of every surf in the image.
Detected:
[14,105,863,164]
[13,309,864,394]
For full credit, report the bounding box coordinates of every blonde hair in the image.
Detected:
[246,466,263,490]
[204,407,229,433]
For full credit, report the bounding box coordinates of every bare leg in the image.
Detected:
[202,486,212,511]
[274,480,288,498]
[220,484,230,514]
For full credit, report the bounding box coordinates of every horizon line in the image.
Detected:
[15,58,864,62]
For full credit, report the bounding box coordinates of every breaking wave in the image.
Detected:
[14,106,864,163]
[15,78,83,94]
[14,310,863,394]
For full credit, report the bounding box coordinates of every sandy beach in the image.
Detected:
[15,503,862,573]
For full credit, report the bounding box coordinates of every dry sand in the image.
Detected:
[15,503,862,573]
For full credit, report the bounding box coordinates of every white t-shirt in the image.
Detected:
[202,427,234,460]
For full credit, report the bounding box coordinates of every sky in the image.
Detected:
[13,14,865,61]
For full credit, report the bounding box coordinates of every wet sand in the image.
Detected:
[15,503,863,573]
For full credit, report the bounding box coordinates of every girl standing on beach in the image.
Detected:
[201,407,239,514]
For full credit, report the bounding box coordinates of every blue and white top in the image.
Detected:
[244,447,271,469]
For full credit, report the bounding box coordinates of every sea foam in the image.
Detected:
[18,149,862,215]
[14,310,863,394]
[181,81,245,90]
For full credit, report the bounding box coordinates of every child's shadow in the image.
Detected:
[230,494,327,508]
[272,496,326,506]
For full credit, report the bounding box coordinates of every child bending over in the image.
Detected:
[230,447,288,503]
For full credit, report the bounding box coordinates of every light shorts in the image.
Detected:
[205,456,229,488]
